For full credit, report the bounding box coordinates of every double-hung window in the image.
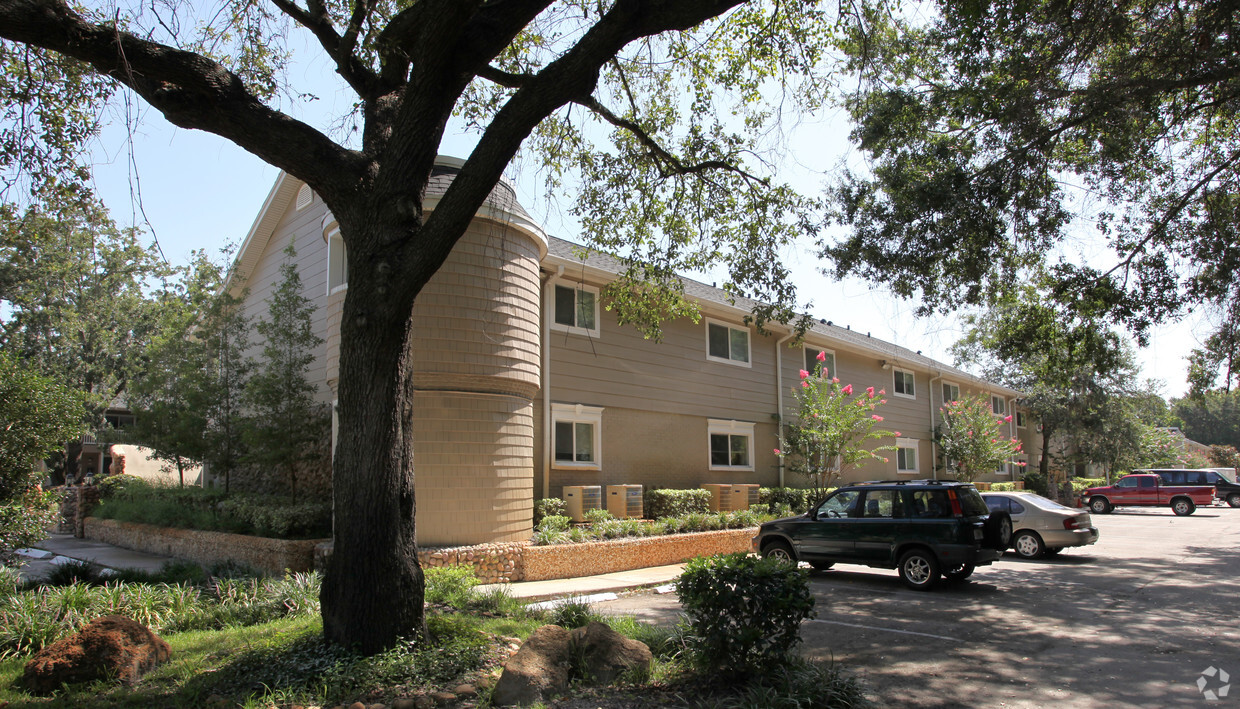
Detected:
[1016,411,1027,428]
[708,419,754,471]
[896,439,920,474]
[551,403,603,470]
[804,347,836,377]
[706,319,750,366]
[893,369,916,398]
[552,283,600,337]
[991,396,1007,415]
[942,382,960,405]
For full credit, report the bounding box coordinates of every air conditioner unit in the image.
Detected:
[563,485,602,522]
[607,484,643,519]
[701,483,734,512]
[731,484,760,511]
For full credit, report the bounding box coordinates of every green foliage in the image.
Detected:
[549,598,604,629]
[1070,478,1108,494]
[778,356,897,494]
[533,498,566,527]
[0,352,80,563]
[92,477,330,539]
[645,489,711,519]
[1175,390,1240,449]
[582,508,615,524]
[0,566,20,598]
[936,395,1024,482]
[94,473,141,499]
[424,565,480,610]
[676,553,815,675]
[988,482,1018,492]
[759,487,818,514]
[244,242,326,497]
[1020,470,1049,496]
[1209,445,1240,470]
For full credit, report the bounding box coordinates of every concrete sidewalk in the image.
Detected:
[19,533,684,602]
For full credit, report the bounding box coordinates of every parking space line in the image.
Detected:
[805,618,959,641]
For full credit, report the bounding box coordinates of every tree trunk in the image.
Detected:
[319,216,429,653]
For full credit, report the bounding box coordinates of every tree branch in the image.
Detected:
[268,0,380,97]
[0,0,361,195]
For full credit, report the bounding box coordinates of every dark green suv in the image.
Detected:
[751,481,1012,590]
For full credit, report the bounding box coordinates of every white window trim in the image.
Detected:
[551,403,603,471]
[941,381,961,405]
[896,438,920,475]
[550,281,601,338]
[707,419,755,471]
[892,368,916,399]
[804,346,837,376]
[991,395,1008,415]
[705,318,752,367]
[326,227,348,296]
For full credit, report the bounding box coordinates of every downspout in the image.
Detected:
[540,265,564,500]
[774,331,797,488]
[929,373,943,480]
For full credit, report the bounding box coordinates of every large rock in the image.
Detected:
[572,621,653,685]
[493,624,572,707]
[23,615,171,694]
[492,622,654,706]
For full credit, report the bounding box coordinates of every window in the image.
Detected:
[985,496,1010,514]
[992,396,1007,415]
[551,403,603,470]
[907,489,951,518]
[896,439,919,473]
[817,490,860,518]
[552,283,599,336]
[1016,411,1027,428]
[862,490,900,518]
[805,347,836,377]
[708,419,754,470]
[893,369,915,398]
[327,228,348,294]
[942,382,960,404]
[1116,477,1138,488]
[706,319,750,366]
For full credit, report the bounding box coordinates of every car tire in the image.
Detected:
[1227,493,1240,508]
[983,511,1012,550]
[1013,530,1045,559]
[1089,496,1112,514]
[762,540,797,564]
[944,563,975,582]
[1171,498,1195,516]
[897,549,941,591]
[810,561,834,571]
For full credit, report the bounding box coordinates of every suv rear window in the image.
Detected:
[957,487,990,517]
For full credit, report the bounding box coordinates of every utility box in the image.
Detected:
[731,484,760,511]
[702,483,734,512]
[563,485,602,522]
[606,484,643,519]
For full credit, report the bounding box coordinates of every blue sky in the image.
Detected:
[84,58,1207,400]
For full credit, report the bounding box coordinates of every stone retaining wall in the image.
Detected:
[84,518,325,575]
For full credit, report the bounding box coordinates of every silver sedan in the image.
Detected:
[982,491,1100,559]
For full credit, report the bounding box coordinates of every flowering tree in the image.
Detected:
[936,395,1024,483]
[776,352,897,496]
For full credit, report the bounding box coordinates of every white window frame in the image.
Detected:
[804,346,836,378]
[707,419,755,471]
[991,396,1008,415]
[1016,411,1027,429]
[327,227,348,295]
[705,318,752,367]
[551,403,603,471]
[893,368,916,399]
[551,281,601,338]
[941,381,960,405]
[896,438,920,474]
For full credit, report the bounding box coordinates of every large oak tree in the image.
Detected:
[0,0,836,651]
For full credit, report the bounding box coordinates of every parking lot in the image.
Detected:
[596,506,1240,708]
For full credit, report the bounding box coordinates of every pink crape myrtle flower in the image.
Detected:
[832,377,840,384]
[1003,415,1013,423]
[801,381,810,389]
[773,448,782,455]
[872,415,884,421]
[866,386,875,398]
[816,350,827,362]
[799,369,810,380]
[894,431,902,437]
[878,389,886,395]
[842,384,853,395]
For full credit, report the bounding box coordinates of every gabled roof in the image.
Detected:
[544,236,1021,397]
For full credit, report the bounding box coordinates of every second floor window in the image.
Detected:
[942,382,960,403]
[894,369,915,398]
[805,347,836,376]
[707,320,750,365]
[553,283,598,335]
[992,396,1007,415]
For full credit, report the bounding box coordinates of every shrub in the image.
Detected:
[760,487,821,514]
[0,566,21,597]
[424,564,479,609]
[1071,477,1108,493]
[533,497,566,526]
[583,508,614,524]
[1021,470,1049,495]
[95,474,143,500]
[217,496,332,538]
[646,488,710,518]
[549,597,603,628]
[676,552,815,675]
[989,482,1018,492]
[92,482,331,539]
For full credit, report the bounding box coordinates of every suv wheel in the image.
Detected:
[1227,493,1240,508]
[944,563,975,582]
[762,540,797,564]
[1012,530,1044,559]
[1171,498,1195,516]
[984,511,1012,550]
[897,549,941,591]
[1089,496,1112,514]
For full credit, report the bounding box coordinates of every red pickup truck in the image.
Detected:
[1079,474,1215,516]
